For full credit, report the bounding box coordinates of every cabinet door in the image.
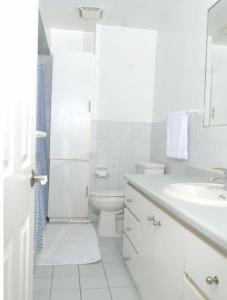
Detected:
[125,184,144,219]
[183,274,208,300]
[141,199,184,300]
[50,52,94,160]
[48,160,89,219]
[123,234,138,279]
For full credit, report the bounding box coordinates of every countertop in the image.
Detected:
[124,173,227,254]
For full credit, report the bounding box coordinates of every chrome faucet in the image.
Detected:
[209,168,227,191]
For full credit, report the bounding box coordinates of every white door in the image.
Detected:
[2,1,38,299]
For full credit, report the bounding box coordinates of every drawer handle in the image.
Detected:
[125,227,131,232]
[127,199,133,203]
[124,257,130,262]
[147,216,155,222]
[153,220,161,226]
[206,276,219,285]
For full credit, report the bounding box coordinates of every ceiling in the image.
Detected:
[39,0,174,32]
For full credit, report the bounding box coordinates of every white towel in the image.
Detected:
[166,111,188,160]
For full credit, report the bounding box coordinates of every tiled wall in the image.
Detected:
[90,120,151,191]
[150,116,227,175]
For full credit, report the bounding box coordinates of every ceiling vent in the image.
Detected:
[78,6,104,20]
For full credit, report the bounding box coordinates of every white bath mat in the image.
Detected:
[36,223,101,265]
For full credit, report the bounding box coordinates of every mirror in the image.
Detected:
[204,0,227,126]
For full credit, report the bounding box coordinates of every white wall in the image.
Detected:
[50,29,94,54]
[150,0,227,171]
[94,25,157,122]
[89,25,155,214]
[152,0,207,123]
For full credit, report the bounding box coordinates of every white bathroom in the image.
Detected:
[2,0,227,299]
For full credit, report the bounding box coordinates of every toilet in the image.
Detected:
[90,161,165,237]
[90,190,125,238]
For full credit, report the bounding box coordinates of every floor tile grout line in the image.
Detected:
[49,265,54,300]
[114,238,123,254]
[78,265,82,300]
[102,261,114,300]
[80,287,114,290]
[114,238,130,272]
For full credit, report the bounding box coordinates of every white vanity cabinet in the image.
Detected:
[123,183,227,300]
[124,184,184,300]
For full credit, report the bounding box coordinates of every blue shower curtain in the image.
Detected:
[34,62,49,251]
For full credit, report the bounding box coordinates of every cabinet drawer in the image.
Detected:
[183,274,206,300]
[124,208,140,251]
[125,184,146,219]
[123,233,144,296]
[185,233,227,300]
[123,233,139,283]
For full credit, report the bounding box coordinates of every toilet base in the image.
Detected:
[98,210,123,238]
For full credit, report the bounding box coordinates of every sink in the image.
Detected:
[164,183,227,206]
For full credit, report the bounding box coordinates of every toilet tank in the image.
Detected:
[136,162,165,175]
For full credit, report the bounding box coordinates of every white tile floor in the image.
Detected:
[33,226,142,300]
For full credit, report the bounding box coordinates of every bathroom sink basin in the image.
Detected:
[164,183,227,206]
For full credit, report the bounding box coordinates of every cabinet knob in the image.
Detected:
[206,276,219,285]
[127,199,133,203]
[147,216,155,222]
[153,220,161,226]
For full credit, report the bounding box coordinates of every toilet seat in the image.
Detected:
[90,191,125,210]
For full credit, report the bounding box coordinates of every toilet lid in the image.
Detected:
[90,190,125,197]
